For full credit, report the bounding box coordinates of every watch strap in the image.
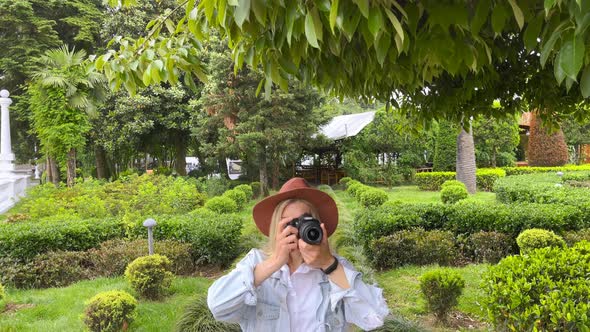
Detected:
[321,256,339,275]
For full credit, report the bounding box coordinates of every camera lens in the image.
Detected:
[299,219,322,245]
[307,229,320,242]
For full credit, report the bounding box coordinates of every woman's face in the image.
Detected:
[281,201,313,222]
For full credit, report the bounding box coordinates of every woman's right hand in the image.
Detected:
[270,218,299,268]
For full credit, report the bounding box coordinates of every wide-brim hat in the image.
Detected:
[252,177,338,237]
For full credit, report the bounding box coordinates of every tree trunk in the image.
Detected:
[46,155,53,184]
[271,152,280,190]
[456,129,477,194]
[49,156,60,185]
[174,134,187,176]
[95,145,108,179]
[491,146,497,168]
[66,148,76,187]
[259,149,269,197]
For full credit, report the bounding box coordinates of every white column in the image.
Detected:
[0,90,14,172]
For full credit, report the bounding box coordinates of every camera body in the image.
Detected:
[286,213,323,245]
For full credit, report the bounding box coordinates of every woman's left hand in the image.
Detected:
[298,223,334,270]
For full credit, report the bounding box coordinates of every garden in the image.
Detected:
[1,166,590,331]
[4,0,590,331]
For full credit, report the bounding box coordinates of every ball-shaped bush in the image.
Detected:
[222,189,247,210]
[250,182,261,198]
[346,182,364,197]
[440,184,468,204]
[204,196,238,214]
[124,254,174,299]
[419,269,465,321]
[84,290,138,332]
[233,184,253,200]
[516,228,566,254]
[354,185,371,201]
[360,188,389,208]
[440,180,464,190]
[339,177,353,187]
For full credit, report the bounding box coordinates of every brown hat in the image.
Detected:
[252,177,339,237]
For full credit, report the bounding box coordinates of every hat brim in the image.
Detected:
[252,188,338,237]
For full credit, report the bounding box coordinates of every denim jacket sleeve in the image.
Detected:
[328,256,389,331]
[207,249,263,323]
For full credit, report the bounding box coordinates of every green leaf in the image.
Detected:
[305,12,320,48]
[329,0,339,33]
[507,0,524,30]
[278,57,298,75]
[375,32,391,66]
[252,0,266,25]
[234,0,251,28]
[566,76,575,91]
[255,78,265,97]
[492,4,508,35]
[142,66,151,86]
[544,0,556,13]
[311,6,323,41]
[228,0,238,5]
[554,57,567,85]
[471,0,491,35]
[540,21,567,67]
[352,0,369,18]
[385,9,404,44]
[286,1,297,45]
[575,13,590,35]
[558,33,585,80]
[524,15,544,50]
[218,0,227,26]
[368,5,384,37]
[581,66,590,98]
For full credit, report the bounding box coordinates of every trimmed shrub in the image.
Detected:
[338,177,353,187]
[502,165,590,176]
[222,189,247,210]
[527,113,569,167]
[89,240,194,277]
[440,183,468,204]
[516,229,566,254]
[174,295,241,332]
[464,231,514,263]
[415,172,455,191]
[233,184,253,200]
[359,188,389,208]
[0,218,125,261]
[440,180,464,190]
[419,269,465,321]
[370,229,457,269]
[250,182,261,198]
[204,196,237,214]
[475,168,506,191]
[125,254,174,299]
[353,184,371,201]
[126,212,243,267]
[563,228,590,247]
[84,290,138,332]
[346,182,364,197]
[483,242,590,331]
[5,213,30,223]
[0,282,5,301]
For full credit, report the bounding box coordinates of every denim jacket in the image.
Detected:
[207,249,389,331]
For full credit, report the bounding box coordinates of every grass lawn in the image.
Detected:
[384,185,497,204]
[0,277,212,332]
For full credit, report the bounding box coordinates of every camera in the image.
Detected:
[286,213,323,245]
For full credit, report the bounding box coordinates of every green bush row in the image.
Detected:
[353,201,589,252]
[415,168,506,191]
[346,181,389,208]
[483,242,590,331]
[501,165,590,176]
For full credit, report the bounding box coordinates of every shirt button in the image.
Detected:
[257,311,262,317]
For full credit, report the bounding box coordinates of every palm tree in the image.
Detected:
[32,45,106,187]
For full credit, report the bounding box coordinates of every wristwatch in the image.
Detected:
[321,256,339,275]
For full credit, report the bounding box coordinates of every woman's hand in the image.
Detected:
[298,223,334,270]
[270,218,299,268]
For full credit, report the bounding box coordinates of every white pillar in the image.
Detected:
[0,90,14,173]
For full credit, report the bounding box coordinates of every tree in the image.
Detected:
[528,113,569,166]
[473,114,520,167]
[433,121,458,172]
[29,46,105,187]
[561,114,590,164]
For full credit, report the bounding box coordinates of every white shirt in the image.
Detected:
[207,249,389,331]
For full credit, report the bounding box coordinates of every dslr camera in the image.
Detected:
[286,213,323,245]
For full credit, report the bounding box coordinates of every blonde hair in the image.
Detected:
[264,199,320,255]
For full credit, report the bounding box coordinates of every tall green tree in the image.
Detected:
[29,46,105,187]
[473,114,520,167]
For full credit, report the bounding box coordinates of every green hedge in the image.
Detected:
[353,201,587,253]
[415,168,505,191]
[501,165,590,176]
[0,218,125,261]
[483,242,590,331]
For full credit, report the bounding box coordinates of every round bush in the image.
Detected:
[346,182,364,197]
[250,182,261,198]
[563,228,590,247]
[222,189,247,210]
[360,188,389,208]
[124,254,174,299]
[440,180,464,190]
[440,185,468,204]
[483,242,590,330]
[466,231,514,263]
[84,290,138,332]
[174,295,240,332]
[339,177,353,187]
[233,184,253,200]
[204,196,237,214]
[516,228,565,254]
[419,269,465,321]
[354,185,371,201]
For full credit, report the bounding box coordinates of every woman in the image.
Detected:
[207,177,389,331]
